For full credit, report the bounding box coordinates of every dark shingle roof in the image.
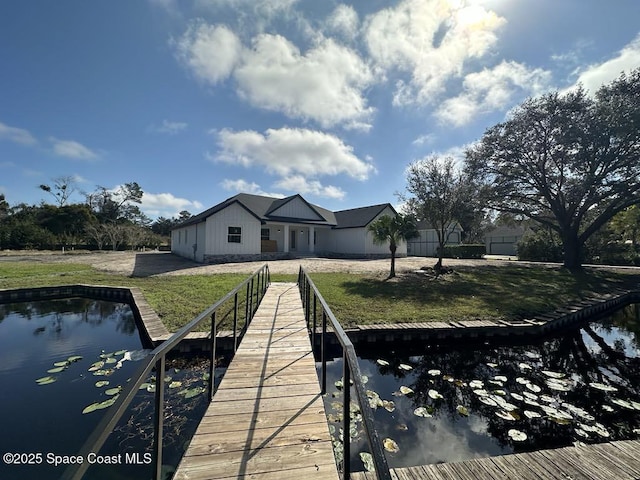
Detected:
[176,193,337,228]
[333,204,395,229]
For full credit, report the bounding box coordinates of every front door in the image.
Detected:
[290,230,296,250]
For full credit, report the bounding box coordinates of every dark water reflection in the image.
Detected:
[0,298,215,480]
[319,304,640,472]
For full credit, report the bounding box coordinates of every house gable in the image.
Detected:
[266,195,325,222]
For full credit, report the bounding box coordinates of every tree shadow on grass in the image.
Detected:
[337,265,640,322]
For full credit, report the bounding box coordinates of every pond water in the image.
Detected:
[319,303,640,473]
[0,298,213,480]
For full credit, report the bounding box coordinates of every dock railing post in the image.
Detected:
[321,310,327,394]
[342,351,351,480]
[233,292,238,353]
[152,356,166,480]
[209,312,216,401]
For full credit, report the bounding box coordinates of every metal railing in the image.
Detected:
[297,267,391,480]
[61,264,270,480]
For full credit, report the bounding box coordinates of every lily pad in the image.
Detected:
[81,396,118,414]
[95,381,110,388]
[469,380,484,389]
[376,359,389,366]
[104,357,117,365]
[478,397,498,407]
[493,375,508,382]
[516,377,530,385]
[456,405,469,417]
[399,386,414,395]
[428,389,443,400]
[510,393,524,401]
[524,410,542,419]
[360,452,375,472]
[486,362,498,368]
[428,369,441,376]
[414,407,432,418]
[495,410,517,421]
[169,381,183,389]
[383,438,399,453]
[47,366,66,374]
[518,363,533,370]
[526,383,542,393]
[104,387,122,396]
[541,370,565,379]
[67,355,83,363]
[36,376,57,385]
[382,400,395,412]
[589,382,618,392]
[182,386,206,399]
[398,363,413,371]
[508,429,527,441]
[54,361,70,367]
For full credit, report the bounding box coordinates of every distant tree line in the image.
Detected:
[0,179,191,251]
[402,67,640,270]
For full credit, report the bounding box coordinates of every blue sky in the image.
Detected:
[1,0,639,219]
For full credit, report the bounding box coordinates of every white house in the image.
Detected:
[406,220,463,257]
[171,193,406,263]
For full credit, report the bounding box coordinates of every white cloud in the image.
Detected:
[220,178,284,198]
[215,127,375,180]
[175,21,375,129]
[274,175,345,199]
[49,137,99,160]
[141,191,204,218]
[571,34,640,95]
[148,119,188,135]
[0,121,38,146]
[364,0,506,105]
[435,61,552,126]
[235,35,374,128]
[325,4,359,41]
[173,22,242,85]
[412,133,435,146]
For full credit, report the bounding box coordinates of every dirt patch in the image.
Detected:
[0,250,516,277]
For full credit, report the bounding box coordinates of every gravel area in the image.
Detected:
[0,250,516,277]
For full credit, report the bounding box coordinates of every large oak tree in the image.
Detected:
[466,68,640,269]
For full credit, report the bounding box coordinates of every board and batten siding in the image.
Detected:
[205,202,261,256]
[321,206,407,256]
[268,197,322,220]
[363,206,407,255]
[171,224,202,260]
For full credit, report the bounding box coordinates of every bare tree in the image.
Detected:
[39,176,77,206]
[402,155,467,273]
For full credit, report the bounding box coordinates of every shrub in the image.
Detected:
[517,230,563,262]
[440,244,486,259]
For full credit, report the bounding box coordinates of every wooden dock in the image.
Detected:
[174,282,339,480]
[351,439,640,480]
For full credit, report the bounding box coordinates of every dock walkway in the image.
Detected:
[351,439,640,480]
[174,282,338,480]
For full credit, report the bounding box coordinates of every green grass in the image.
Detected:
[0,262,250,332]
[2,261,638,331]
[309,265,640,328]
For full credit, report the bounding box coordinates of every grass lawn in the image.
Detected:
[308,265,640,328]
[0,262,259,332]
[2,261,638,331]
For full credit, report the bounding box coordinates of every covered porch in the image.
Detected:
[260,223,328,254]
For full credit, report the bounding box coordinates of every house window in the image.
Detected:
[228,226,242,243]
[261,228,270,240]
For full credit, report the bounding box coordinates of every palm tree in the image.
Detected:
[367,213,419,278]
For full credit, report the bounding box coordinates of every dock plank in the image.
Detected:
[174,283,338,480]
